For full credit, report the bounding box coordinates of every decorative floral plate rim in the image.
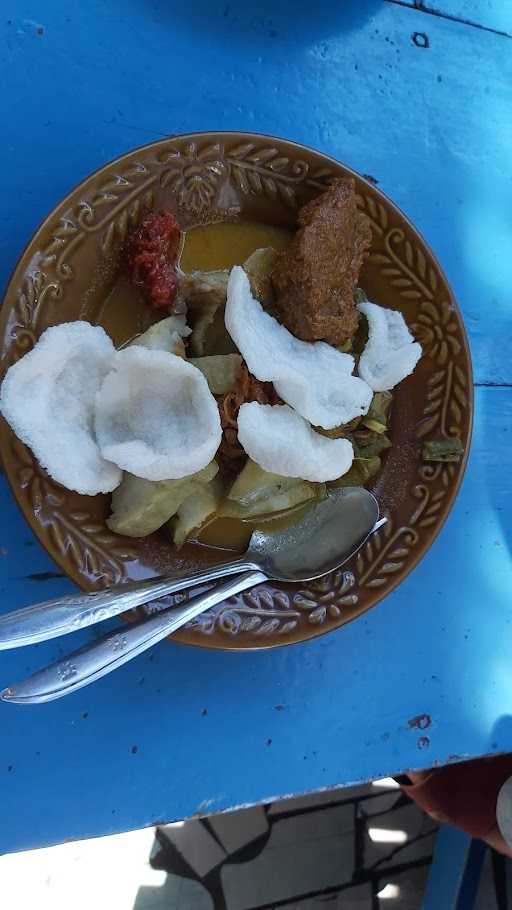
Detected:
[0,131,473,651]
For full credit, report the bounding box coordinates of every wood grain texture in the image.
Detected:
[0,385,510,853]
[389,0,512,36]
[0,2,511,384]
[0,0,510,852]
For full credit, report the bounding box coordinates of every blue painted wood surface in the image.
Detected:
[394,1,512,36]
[1,1,511,853]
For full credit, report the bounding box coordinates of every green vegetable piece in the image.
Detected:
[366,391,393,424]
[221,459,325,519]
[171,475,224,548]
[315,416,362,439]
[362,418,387,435]
[351,431,392,459]
[188,354,242,394]
[107,462,219,538]
[360,391,393,434]
[330,455,382,487]
[316,425,350,439]
[353,287,368,305]
[422,437,464,462]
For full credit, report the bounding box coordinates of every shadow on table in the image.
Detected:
[130,784,435,909]
[136,0,381,46]
[132,821,271,910]
[489,716,512,755]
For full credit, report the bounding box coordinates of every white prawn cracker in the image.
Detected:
[0,321,121,495]
[226,266,372,429]
[358,300,422,391]
[95,346,222,481]
[237,402,354,482]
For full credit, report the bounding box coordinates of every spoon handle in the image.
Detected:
[1,571,266,704]
[0,559,254,650]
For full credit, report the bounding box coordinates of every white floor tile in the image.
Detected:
[160,819,226,878]
[209,806,268,854]
[133,873,214,910]
[221,822,354,910]
[336,883,373,906]
[379,865,429,909]
[363,803,433,870]
[361,790,403,817]
[340,883,374,907]
[0,828,161,910]
[270,803,354,847]
[0,795,498,910]
[286,883,372,908]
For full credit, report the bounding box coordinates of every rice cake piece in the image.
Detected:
[221,458,323,519]
[108,462,219,537]
[189,354,242,394]
[170,473,224,548]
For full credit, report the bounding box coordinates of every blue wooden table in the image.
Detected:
[1,1,511,855]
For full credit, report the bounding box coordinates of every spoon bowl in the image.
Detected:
[247,486,380,581]
[0,486,381,651]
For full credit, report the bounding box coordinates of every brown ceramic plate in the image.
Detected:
[0,132,472,649]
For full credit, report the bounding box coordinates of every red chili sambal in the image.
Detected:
[125,210,181,309]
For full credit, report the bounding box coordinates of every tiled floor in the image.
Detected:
[0,782,507,909]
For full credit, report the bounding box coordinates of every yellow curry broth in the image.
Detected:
[181,220,292,553]
[180,221,291,272]
[196,501,313,554]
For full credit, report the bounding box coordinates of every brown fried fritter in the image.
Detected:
[271,178,371,345]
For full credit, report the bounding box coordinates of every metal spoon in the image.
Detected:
[1,487,383,704]
[0,487,380,651]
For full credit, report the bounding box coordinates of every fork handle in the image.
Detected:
[0,558,255,650]
[1,571,266,704]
